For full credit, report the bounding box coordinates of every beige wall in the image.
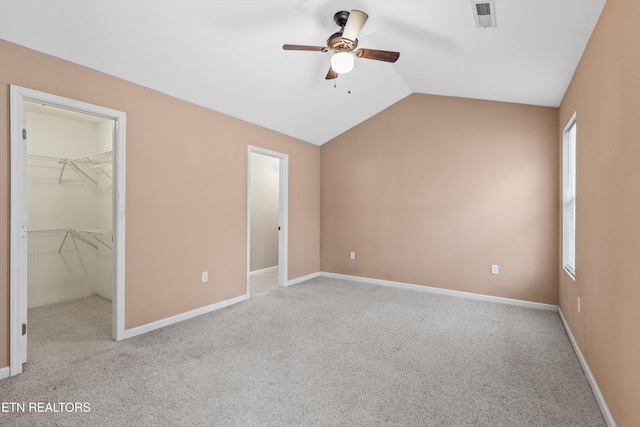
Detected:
[321,93,559,304]
[0,39,320,367]
[559,1,640,425]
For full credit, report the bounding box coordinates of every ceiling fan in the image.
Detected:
[283,10,400,80]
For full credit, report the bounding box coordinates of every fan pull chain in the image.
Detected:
[332,75,353,94]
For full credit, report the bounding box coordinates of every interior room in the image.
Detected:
[249,152,281,295]
[0,0,638,426]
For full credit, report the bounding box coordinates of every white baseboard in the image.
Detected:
[121,294,247,340]
[28,290,95,309]
[249,265,278,276]
[559,309,617,427]
[0,366,10,380]
[286,272,320,287]
[319,272,558,312]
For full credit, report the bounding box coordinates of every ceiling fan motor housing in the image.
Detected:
[327,32,358,50]
[329,11,358,50]
[333,10,350,28]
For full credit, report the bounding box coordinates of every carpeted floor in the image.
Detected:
[0,276,605,426]
[250,267,280,296]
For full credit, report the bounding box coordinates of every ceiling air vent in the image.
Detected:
[472,0,497,28]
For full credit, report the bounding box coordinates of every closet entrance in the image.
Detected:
[247,146,288,296]
[26,102,114,307]
[10,86,126,377]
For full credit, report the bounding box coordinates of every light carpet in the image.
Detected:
[0,276,606,426]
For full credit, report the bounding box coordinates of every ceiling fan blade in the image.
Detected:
[282,44,326,52]
[342,10,368,45]
[325,66,338,80]
[355,48,400,63]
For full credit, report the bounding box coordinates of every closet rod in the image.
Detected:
[27,228,68,236]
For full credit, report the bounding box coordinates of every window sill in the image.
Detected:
[563,267,576,281]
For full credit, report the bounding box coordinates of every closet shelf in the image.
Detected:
[28,228,113,252]
[27,151,112,186]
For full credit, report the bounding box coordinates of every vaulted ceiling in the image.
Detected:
[0,0,606,145]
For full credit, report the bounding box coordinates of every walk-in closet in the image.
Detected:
[26,101,114,319]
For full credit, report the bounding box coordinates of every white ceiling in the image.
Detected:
[0,0,606,145]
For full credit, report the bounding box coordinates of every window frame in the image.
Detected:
[562,112,577,279]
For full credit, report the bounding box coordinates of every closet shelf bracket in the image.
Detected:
[59,230,98,253]
[59,159,98,185]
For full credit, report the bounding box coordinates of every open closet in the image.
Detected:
[25,101,114,309]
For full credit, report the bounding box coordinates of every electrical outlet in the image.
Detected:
[577,296,581,313]
[349,251,356,260]
[202,271,208,283]
[491,264,499,275]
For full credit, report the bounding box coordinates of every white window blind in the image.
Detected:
[563,116,577,277]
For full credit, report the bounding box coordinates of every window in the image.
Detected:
[563,114,577,277]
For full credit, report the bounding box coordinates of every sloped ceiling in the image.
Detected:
[0,0,606,145]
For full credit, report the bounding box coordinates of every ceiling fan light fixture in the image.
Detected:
[331,51,354,74]
[282,9,398,81]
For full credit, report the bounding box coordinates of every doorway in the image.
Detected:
[247,146,288,297]
[9,86,126,377]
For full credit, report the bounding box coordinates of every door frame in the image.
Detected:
[9,85,127,377]
[246,146,289,296]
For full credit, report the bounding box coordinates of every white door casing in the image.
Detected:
[247,146,289,297]
[9,86,127,377]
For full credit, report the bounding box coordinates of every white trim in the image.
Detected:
[247,146,289,298]
[120,295,247,340]
[319,272,559,311]
[28,290,95,310]
[562,111,578,135]
[0,366,11,380]
[9,86,26,376]
[9,86,127,377]
[286,272,320,287]
[562,111,577,278]
[558,309,617,427]
[0,366,10,380]
[112,104,127,342]
[278,156,289,289]
[246,150,251,297]
[249,265,278,276]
